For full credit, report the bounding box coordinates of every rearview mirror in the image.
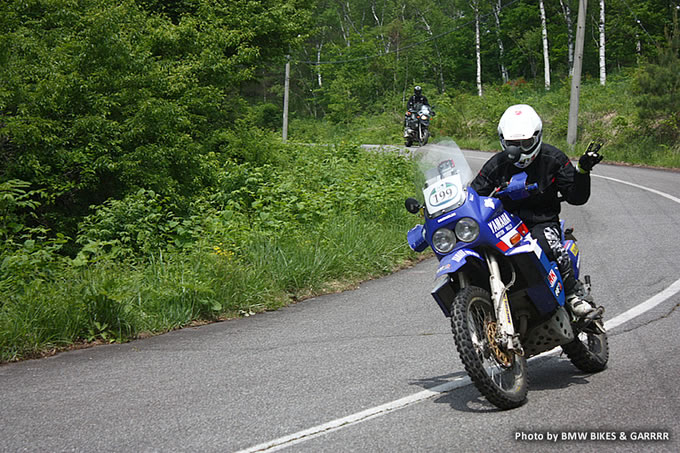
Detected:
[405,197,421,214]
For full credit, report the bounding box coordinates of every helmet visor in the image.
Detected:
[504,135,538,152]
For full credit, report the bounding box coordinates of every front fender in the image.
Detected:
[435,248,483,279]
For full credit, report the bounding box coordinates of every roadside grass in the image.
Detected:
[1,144,423,362]
[0,216,421,362]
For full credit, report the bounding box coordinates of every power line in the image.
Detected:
[616,0,657,43]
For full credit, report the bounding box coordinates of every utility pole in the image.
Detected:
[567,0,587,145]
[282,55,290,142]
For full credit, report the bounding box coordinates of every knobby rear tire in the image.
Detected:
[450,286,528,409]
[561,327,609,373]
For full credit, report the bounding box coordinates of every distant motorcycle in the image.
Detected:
[405,141,608,409]
[404,103,434,147]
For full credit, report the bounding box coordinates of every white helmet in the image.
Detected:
[498,104,543,168]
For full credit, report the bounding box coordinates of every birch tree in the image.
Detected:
[471,0,483,96]
[415,5,446,92]
[559,0,574,75]
[492,0,509,82]
[539,0,550,90]
[371,0,388,53]
[599,0,606,85]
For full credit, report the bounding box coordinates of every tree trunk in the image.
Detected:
[559,0,574,76]
[599,0,606,85]
[417,7,446,92]
[492,0,509,82]
[316,42,323,88]
[371,1,388,53]
[472,1,483,96]
[539,0,551,90]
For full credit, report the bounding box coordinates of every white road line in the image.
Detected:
[590,174,680,329]
[604,277,680,331]
[236,376,473,453]
[236,169,680,453]
[592,173,680,204]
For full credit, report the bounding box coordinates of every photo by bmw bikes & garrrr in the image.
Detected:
[405,141,608,409]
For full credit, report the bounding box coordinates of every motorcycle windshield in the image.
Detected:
[411,140,474,218]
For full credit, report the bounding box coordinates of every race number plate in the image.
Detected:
[424,174,464,214]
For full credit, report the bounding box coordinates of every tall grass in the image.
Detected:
[0,143,423,362]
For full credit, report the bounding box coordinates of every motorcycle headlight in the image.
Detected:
[455,218,480,242]
[421,115,428,120]
[432,228,456,254]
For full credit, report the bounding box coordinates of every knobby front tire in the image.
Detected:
[419,129,430,146]
[450,286,528,409]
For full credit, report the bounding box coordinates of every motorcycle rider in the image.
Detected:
[407,85,429,110]
[470,104,604,318]
[404,86,430,137]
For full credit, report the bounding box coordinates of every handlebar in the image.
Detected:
[493,176,538,201]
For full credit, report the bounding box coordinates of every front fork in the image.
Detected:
[485,252,522,353]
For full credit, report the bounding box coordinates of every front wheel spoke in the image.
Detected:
[452,288,529,409]
[495,365,517,391]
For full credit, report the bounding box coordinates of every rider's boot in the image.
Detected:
[565,280,595,318]
[564,271,595,319]
[566,293,595,317]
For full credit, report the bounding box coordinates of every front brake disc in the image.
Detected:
[485,319,513,367]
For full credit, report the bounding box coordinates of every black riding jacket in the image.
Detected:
[469,144,591,228]
[407,94,429,110]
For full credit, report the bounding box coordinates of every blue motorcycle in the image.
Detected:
[405,141,608,409]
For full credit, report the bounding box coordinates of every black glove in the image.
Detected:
[578,141,604,172]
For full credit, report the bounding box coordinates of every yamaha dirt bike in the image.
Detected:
[405,142,608,409]
[404,103,434,147]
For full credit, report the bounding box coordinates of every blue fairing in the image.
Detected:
[435,249,483,278]
[424,187,511,257]
[407,224,428,252]
[506,235,566,311]
[409,167,573,318]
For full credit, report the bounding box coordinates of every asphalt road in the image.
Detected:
[2,148,679,453]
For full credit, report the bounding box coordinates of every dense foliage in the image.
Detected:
[0,141,419,362]
[1,0,678,360]
[1,0,311,237]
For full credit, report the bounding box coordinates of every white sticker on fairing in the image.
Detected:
[451,249,479,262]
[437,212,457,223]
[423,174,464,215]
[488,212,512,235]
[507,235,542,258]
[496,226,519,248]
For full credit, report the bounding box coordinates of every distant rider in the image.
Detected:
[407,86,429,110]
[470,104,604,318]
[404,86,431,137]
